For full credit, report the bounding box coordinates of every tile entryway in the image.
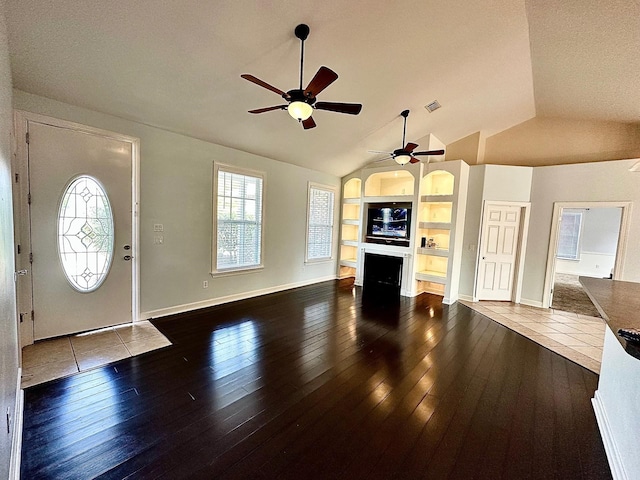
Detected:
[460,300,604,373]
[21,321,171,388]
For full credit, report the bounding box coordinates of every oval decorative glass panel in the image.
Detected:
[57,175,114,292]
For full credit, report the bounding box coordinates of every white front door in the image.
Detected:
[24,118,136,340]
[476,203,522,301]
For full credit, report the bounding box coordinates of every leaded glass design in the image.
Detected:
[307,185,335,261]
[216,169,263,270]
[57,175,114,292]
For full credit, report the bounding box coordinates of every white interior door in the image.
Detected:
[27,120,134,339]
[476,203,522,301]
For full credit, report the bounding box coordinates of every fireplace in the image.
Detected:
[363,253,403,300]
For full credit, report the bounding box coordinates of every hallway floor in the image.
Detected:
[460,300,604,373]
[21,321,171,388]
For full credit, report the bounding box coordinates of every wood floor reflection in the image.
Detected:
[21,279,611,479]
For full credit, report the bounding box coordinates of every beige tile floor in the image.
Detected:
[461,300,605,374]
[21,321,171,388]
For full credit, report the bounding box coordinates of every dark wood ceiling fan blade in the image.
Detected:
[302,116,316,129]
[315,102,362,115]
[409,156,420,164]
[372,155,394,163]
[404,142,419,152]
[248,105,287,114]
[305,66,338,96]
[241,74,287,97]
[412,149,445,156]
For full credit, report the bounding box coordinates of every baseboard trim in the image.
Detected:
[9,368,23,480]
[458,294,474,302]
[592,391,627,480]
[140,275,338,320]
[520,297,543,308]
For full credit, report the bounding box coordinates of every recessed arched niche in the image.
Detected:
[343,178,361,198]
[422,170,454,196]
[364,170,414,197]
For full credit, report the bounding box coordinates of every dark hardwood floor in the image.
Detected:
[21,279,612,479]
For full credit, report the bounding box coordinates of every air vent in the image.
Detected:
[425,100,441,113]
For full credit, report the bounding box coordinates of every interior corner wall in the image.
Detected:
[521,159,640,305]
[483,116,640,167]
[0,1,18,478]
[458,165,533,298]
[12,90,341,318]
[445,132,481,165]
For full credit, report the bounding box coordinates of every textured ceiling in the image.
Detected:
[5,0,638,177]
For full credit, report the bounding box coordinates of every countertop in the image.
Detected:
[580,276,640,361]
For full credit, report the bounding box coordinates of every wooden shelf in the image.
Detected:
[421,194,454,202]
[419,221,451,230]
[340,259,357,268]
[343,198,361,204]
[341,219,359,225]
[341,240,358,247]
[417,247,448,257]
[416,271,447,283]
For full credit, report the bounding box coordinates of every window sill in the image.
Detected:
[305,258,334,265]
[211,265,264,277]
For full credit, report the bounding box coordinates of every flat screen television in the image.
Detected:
[366,203,411,245]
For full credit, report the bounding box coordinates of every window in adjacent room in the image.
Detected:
[557,210,583,260]
[212,164,264,274]
[306,183,336,262]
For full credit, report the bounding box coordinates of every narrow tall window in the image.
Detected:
[306,183,335,262]
[213,164,264,273]
[557,211,583,260]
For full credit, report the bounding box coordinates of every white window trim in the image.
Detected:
[211,162,266,275]
[557,211,583,261]
[305,182,337,264]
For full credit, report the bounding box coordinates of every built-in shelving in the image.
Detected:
[414,164,468,303]
[339,177,362,278]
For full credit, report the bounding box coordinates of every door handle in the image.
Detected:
[123,255,132,261]
[14,269,28,282]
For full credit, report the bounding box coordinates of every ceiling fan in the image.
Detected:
[241,24,362,130]
[370,110,445,165]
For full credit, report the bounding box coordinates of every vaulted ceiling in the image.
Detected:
[5,0,639,177]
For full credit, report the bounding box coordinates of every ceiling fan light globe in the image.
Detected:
[288,101,313,121]
[394,154,411,165]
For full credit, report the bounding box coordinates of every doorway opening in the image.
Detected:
[542,202,632,312]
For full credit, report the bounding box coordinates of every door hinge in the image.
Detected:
[31,310,35,321]
[29,252,33,263]
[25,132,30,144]
[17,244,21,254]
[28,193,31,205]
[14,173,19,183]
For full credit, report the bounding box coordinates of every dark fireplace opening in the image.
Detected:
[363,253,403,302]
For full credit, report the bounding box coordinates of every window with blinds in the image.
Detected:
[306,184,335,262]
[557,211,582,260]
[213,165,264,273]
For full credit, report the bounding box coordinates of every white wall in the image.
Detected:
[522,159,640,305]
[0,1,18,477]
[594,328,640,479]
[13,90,341,318]
[459,164,533,298]
[556,207,621,277]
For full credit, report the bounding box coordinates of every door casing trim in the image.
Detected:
[541,201,632,309]
[12,110,141,347]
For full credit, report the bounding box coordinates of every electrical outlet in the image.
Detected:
[153,235,164,245]
[203,280,208,289]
